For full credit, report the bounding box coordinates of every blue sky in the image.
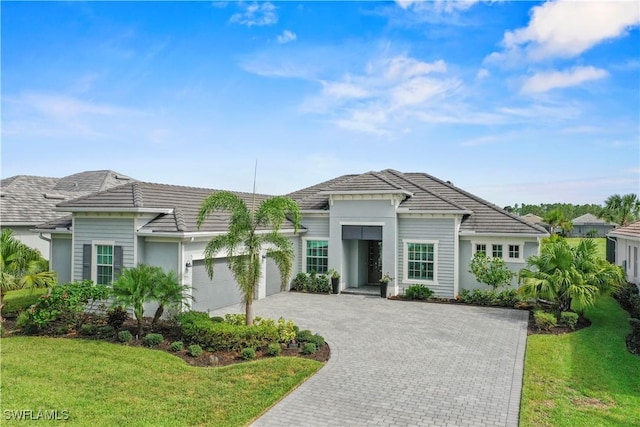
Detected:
[2,1,639,207]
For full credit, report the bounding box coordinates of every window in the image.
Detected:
[406,242,435,281]
[475,244,487,255]
[492,244,503,258]
[306,240,328,274]
[508,245,520,260]
[96,245,114,285]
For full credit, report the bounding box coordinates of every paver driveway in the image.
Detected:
[211,292,528,427]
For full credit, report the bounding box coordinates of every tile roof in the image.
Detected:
[608,220,640,239]
[288,169,547,236]
[1,171,134,225]
[54,182,298,233]
[572,213,612,225]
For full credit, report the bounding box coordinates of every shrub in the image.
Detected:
[118,330,133,343]
[405,284,434,300]
[106,306,129,330]
[181,319,278,352]
[170,341,184,352]
[627,318,640,356]
[494,289,520,307]
[144,333,164,347]
[276,318,296,343]
[241,347,256,360]
[266,343,281,356]
[224,313,247,326]
[97,325,115,339]
[211,316,225,323]
[291,272,330,293]
[560,311,579,330]
[469,252,514,290]
[534,311,558,331]
[291,272,310,292]
[296,329,314,343]
[188,344,203,357]
[79,323,98,336]
[302,343,317,354]
[308,334,325,348]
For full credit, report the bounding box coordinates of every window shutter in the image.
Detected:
[82,244,92,281]
[114,246,124,279]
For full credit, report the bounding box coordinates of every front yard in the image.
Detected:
[520,296,640,426]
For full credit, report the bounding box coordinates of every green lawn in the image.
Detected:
[0,337,322,426]
[1,287,49,316]
[520,296,640,426]
[565,237,606,260]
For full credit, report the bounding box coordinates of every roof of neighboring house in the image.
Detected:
[50,182,297,234]
[288,169,547,236]
[572,213,613,226]
[521,213,544,225]
[608,220,640,240]
[0,171,134,226]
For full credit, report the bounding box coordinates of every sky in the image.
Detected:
[2,0,639,208]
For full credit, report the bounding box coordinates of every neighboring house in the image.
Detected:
[570,213,615,238]
[37,169,548,313]
[0,171,134,259]
[521,213,544,226]
[607,220,640,289]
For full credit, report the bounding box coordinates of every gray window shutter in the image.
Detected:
[82,244,92,281]
[113,246,123,279]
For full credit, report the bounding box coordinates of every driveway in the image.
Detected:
[211,293,528,427]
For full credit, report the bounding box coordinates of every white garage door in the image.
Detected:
[191,259,243,312]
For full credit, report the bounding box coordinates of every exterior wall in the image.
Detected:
[298,215,330,273]
[615,236,640,288]
[570,224,614,238]
[328,198,398,294]
[2,226,50,259]
[143,241,179,273]
[398,217,456,298]
[459,237,539,292]
[50,235,72,284]
[72,214,136,282]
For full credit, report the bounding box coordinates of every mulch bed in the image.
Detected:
[0,316,331,368]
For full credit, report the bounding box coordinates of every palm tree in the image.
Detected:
[112,264,162,336]
[197,191,301,326]
[518,238,625,312]
[150,270,193,328]
[0,229,56,319]
[598,193,640,226]
[543,209,566,235]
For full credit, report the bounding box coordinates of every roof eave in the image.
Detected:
[320,190,413,197]
[55,207,173,214]
[459,231,549,238]
[397,209,472,215]
[136,227,306,239]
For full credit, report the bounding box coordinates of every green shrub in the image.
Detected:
[241,347,256,360]
[494,289,520,307]
[187,344,203,357]
[224,313,246,326]
[211,316,224,323]
[291,272,310,291]
[302,343,317,354]
[276,318,296,343]
[1,288,49,316]
[405,284,434,300]
[296,329,314,343]
[628,318,640,355]
[170,341,184,352]
[97,325,115,339]
[266,343,281,356]
[15,311,38,335]
[143,333,164,347]
[560,311,579,330]
[181,319,278,352]
[106,306,129,330]
[534,311,558,331]
[291,272,330,293]
[54,325,71,336]
[309,334,325,348]
[118,330,133,343]
[457,288,519,307]
[79,323,98,336]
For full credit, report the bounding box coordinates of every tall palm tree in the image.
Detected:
[599,193,640,226]
[197,191,301,326]
[0,229,56,319]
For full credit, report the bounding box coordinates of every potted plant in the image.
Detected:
[328,269,340,294]
[379,273,393,298]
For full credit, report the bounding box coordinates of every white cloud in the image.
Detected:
[277,30,297,44]
[230,2,277,27]
[497,0,640,61]
[521,66,609,94]
[322,81,370,99]
[395,0,480,13]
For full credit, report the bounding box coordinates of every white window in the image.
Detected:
[508,244,520,260]
[404,240,438,283]
[304,239,328,274]
[96,244,114,285]
[475,244,487,255]
[492,244,503,258]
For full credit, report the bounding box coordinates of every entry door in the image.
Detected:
[367,241,382,284]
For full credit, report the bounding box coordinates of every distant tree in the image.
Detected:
[543,209,566,235]
[598,193,640,226]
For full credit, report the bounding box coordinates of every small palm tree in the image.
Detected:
[112,264,161,336]
[598,193,640,226]
[150,270,193,327]
[0,229,56,319]
[197,191,301,326]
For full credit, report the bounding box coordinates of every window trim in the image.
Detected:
[403,239,438,285]
[92,240,115,285]
[507,244,521,261]
[471,240,524,263]
[302,237,329,275]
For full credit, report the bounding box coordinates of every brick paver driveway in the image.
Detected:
[211,292,528,427]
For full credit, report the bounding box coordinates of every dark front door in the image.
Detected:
[367,241,382,284]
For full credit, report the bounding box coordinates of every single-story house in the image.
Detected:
[0,170,134,258]
[36,169,548,313]
[570,213,615,238]
[607,220,640,289]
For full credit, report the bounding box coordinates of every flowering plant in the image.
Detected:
[379,273,394,284]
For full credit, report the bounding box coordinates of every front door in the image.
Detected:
[367,241,382,284]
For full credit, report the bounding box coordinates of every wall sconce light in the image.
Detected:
[185,262,192,268]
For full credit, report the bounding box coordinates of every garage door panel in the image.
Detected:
[266,257,282,296]
[191,259,243,312]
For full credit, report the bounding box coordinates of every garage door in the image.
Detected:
[191,259,243,312]
[266,256,283,296]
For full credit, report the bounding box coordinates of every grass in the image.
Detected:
[0,337,322,426]
[565,237,606,259]
[520,296,640,426]
[1,287,49,316]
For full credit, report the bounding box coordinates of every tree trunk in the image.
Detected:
[245,301,254,326]
[152,305,164,329]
